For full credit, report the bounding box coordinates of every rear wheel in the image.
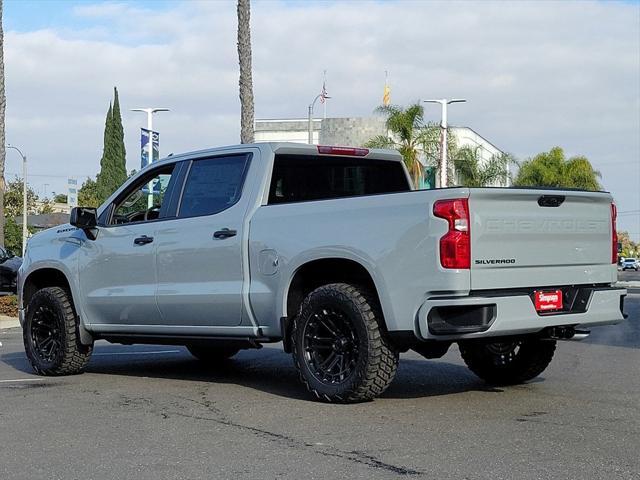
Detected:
[459,336,556,385]
[187,345,239,362]
[292,283,399,403]
[23,286,93,375]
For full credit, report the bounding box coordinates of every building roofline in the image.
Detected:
[449,125,504,153]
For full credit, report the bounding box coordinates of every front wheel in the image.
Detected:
[291,283,399,403]
[23,286,93,375]
[458,337,556,385]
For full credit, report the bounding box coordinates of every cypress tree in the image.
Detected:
[96,103,112,201]
[96,87,127,203]
[111,87,127,185]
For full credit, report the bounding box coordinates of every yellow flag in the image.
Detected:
[383,84,391,106]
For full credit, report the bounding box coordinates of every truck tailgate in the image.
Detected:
[469,189,616,290]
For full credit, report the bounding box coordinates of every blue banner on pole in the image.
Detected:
[140,128,160,169]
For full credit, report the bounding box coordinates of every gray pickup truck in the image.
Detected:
[18,143,625,402]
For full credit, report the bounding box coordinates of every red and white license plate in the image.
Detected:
[534,290,563,312]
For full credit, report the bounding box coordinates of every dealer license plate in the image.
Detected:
[534,290,563,312]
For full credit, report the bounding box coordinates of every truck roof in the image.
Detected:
[153,142,404,167]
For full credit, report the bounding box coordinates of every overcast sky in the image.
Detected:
[4,0,640,236]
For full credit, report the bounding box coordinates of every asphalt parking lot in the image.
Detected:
[617,268,640,283]
[1,296,638,480]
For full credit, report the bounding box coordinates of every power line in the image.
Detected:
[5,172,94,179]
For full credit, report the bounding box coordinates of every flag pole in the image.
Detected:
[384,70,390,138]
[323,70,327,119]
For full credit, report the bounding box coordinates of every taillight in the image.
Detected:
[433,198,470,269]
[317,145,369,156]
[611,202,617,264]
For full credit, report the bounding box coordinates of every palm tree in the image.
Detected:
[513,147,602,191]
[452,146,512,187]
[237,0,254,144]
[0,1,6,247]
[365,103,429,187]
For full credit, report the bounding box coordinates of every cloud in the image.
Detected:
[4,0,640,234]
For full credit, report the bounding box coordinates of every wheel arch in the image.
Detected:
[281,257,388,352]
[21,267,93,345]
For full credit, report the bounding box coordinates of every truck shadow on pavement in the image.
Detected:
[1,345,506,401]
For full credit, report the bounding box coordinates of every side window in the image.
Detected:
[178,154,250,218]
[110,164,176,225]
[268,155,410,204]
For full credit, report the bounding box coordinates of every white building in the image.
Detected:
[254,117,507,187]
[255,118,322,144]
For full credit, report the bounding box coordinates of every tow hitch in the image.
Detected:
[544,326,590,341]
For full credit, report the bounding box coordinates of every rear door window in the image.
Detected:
[268,155,410,204]
[178,154,251,218]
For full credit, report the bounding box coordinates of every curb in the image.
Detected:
[615,281,640,288]
[0,315,19,330]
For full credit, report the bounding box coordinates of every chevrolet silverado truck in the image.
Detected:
[18,143,626,402]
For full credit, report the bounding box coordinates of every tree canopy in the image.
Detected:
[513,147,602,191]
[78,177,100,208]
[96,87,127,203]
[365,103,441,187]
[53,193,67,203]
[452,146,512,187]
[367,102,512,189]
[4,177,38,218]
[617,231,638,258]
[3,177,44,254]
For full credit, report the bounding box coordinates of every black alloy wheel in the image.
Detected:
[302,306,359,385]
[291,283,399,403]
[484,340,523,365]
[29,304,64,365]
[23,286,93,376]
[459,336,556,385]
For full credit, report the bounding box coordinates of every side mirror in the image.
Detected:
[70,207,98,239]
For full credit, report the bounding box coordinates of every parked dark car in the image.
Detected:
[0,247,21,293]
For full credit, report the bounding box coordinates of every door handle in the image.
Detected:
[134,235,154,245]
[213,228,237,239]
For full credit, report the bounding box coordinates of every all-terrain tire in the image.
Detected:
[458,337,556,385]
[291,283,399,403]
[187,345,240,362]
[23,286,93,376]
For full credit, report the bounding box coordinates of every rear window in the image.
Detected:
[268,154,410,204]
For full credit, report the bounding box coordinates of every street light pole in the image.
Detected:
[6,144,28,256]
[131,108,169,208]
[308,94,322,145]
[424,98,466,188]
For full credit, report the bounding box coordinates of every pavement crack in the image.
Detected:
[317,449,423,476]
[168,407,423,476]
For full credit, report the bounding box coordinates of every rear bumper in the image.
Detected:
[417,286,626,341]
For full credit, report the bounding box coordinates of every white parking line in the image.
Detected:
[92,350,182,356]
[0,378,44,383]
